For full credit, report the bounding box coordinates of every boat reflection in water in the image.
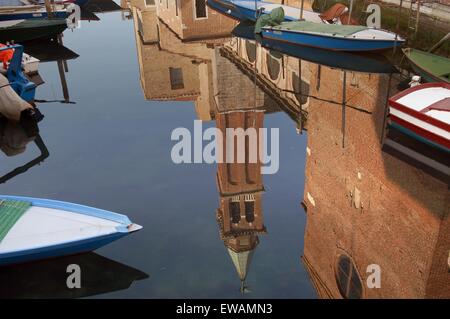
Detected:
[0,116,49,184]
[0,252,148,299]
[125,0,449,298]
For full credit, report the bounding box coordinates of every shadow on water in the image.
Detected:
[0,252,148,299]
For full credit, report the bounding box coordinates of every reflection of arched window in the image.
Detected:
[245,40,256,63]
[292,72,309,105]
[230,201,241,224]
[335,254,363,299]
[266,52,280,80]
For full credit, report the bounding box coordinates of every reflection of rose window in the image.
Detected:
[245,41,256,63]
[335,254,363,299]
[266,52,280,81]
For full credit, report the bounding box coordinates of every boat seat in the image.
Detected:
[0,200,31,242]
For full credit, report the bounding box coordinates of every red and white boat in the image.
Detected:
[388,82,450,152]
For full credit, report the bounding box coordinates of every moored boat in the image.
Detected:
[261,20,405,52]
[0,18,68,43]
[388,82,450,152]
[403,48,450,83]
[0,195,143,266]
[207,0,323,23]
[232,21,397,74]
[206,0,242,20]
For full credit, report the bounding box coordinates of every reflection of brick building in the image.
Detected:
[128,0,219,120]
[301,65,449,298]
[156,0,236,41]
[216,110,267,293]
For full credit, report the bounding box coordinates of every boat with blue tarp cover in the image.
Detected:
[261,20,405,52]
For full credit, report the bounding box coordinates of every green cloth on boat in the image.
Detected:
[271,21,367,36]
[255,7,285,33]
[405,48,450,82]
[0,200,31,242]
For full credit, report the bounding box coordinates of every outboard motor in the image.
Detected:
[2,45,36,103]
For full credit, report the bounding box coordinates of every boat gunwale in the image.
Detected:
[0,195,132,226]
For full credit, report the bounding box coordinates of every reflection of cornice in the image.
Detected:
[216,172,265,197]
[219,46,307,125]
[301,255,335,299]
[216,209,266,241]
[145,91,200,101]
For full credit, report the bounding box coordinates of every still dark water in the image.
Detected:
[0,11,315,298]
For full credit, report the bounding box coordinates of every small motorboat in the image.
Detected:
[232,21,397,74]
[261,20,405,52]
[207,0,323,23]
[0,18,68,43]
[388,82,449,152]
[403,48,450,83]
[0,195,143,266]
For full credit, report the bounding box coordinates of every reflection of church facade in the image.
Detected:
[301,64,449,298]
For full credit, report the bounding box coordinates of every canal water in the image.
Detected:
[0,2,448,299]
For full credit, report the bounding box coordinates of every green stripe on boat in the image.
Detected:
[0,200,31,242]
[271,21,367,36]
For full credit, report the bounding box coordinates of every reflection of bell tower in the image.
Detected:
[215,110,267,293]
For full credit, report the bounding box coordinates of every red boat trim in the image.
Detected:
[390,115,450,149]
[390,100,450,131]
[388,83,450,131]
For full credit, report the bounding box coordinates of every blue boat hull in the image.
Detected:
[0,232,128,266]
[206,0,242,20]
[262,29,403,52]
[233,1,296,22]
[0,195,139,266]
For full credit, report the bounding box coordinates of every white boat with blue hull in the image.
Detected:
[0,195,142,266]
[262,21,405,52]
